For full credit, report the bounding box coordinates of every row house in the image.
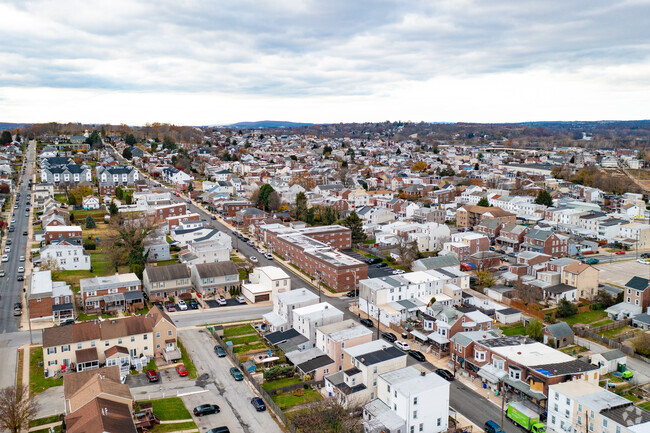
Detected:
[96,165,140,195]
[424,308,493,344]
[44,225,83,244]
[162,166,194,186]
[152,203,187,221]
[42,306,177,373]
[263,288,320,332]
[41,162,92,185]
[442,242,470,263]
[80,273,143,314]
[190,261,240,299]
[166,212,201,232]
[450,232,490,255]
[293,302,344,347]
[450,333,598,407]
[475,219,504,241]
[39,239,91,271]
[495,223,530,252]
[315,319,373,374]
[234,207,268,226]
[456,205,516,228]
[28,270,74,324]
[217,200,253,217]
[143,263,193,300]
[521,229,569,258]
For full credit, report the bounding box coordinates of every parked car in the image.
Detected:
[637,259,650,265]
[19,256,25,262]
[381,332,397,343]
[177,300,187,310]
[165,302,176,312]
[1,255,7,262]
[249,256,258,263]
[13,302,20,310]
[229,367,243,381]
[176,364,188,377]
[257,247,265,254]
[188,299,199,309]
[435,368,454,381]
[0,271,4,277]
[214,345,226,357]
[392,269,405,275]
[207,428,230,433]
[6,239,11,245]
[216,297,227,306]
[346,289,359,297]
[22,231,27,236]
[236,296,246,304]
[584,258,599,265]
[497,266,508,271]
[374,263,387,268]
[251,397,266,411]
[13,309,21,316]
[264,253,273,260]
[408,350,426,362]
[247,241,255,247]
[641,253,650,259]
[146,369,159,382]
[366,258,382,265]
[4,247,10,253]
[193,404,220,416]
[484,420,504,433]
[17,266,24,273]
[394,340,410,351]
[360,318,374,328]
[17,275,24,281]
[615,251,626,255]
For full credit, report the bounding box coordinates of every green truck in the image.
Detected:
[507,402,546,433]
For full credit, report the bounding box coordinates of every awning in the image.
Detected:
[123,291,144,301]
[52,303,73,312]
[478,364,507,384]
[427,332,449,344]
[410,330,428,342]
[263,311,288,328]
[103,293,125,303]
[503,376,547,401]
[496,236,517,243]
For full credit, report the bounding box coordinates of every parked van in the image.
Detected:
[484,420,504,433]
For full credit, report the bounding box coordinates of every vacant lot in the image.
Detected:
[595,260,650,286]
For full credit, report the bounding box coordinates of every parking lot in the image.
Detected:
[126,366,190,388]
[343,250,397,279]
[595,259,650,286]
[205,298,246,308]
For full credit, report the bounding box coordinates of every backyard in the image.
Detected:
[499,322,527,336]
[271,388,322,411]
[30,346,63,395]
[138,397,191,421]
[223,324,269,357]
[562,310,608,326]
[262,376,302,391]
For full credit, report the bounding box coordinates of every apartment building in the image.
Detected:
[28,270,74,323]
[96,165,139,196]
[365,366,450,433]
[456,205,516,228]
[179,238,231,265]
[80,273,143,315]
[315,319,373,373]
[292,302,344,346]
[42,306,177,373]
[262,288,319,332]
[143,263,193,300]
[548,381,650,433]
[153,203,187,221]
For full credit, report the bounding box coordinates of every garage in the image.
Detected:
[241,283,272,304]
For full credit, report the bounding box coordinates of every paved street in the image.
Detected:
[0,140,35,334]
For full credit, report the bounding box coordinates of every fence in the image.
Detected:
[501,297,546,320]
[265,379,322,396]
[208,327,297,433]
[587,319,631,335]
[574,326,636,350]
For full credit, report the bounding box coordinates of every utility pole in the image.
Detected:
[376,307,381,340]
[500,384,506,431]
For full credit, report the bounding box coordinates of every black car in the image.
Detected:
[251,397,266,412]
[366,257,382,265]
[497,266,508,271]
[435,368,454,381]
[214,345,226,357]
[360,318,374,328]
[374,263,387,268]
[207,428,230,433]
[381,332,397,343]
[22,231,27,236]
[346,289,359,297]
[13,302,21,310]
[188,299,199,310]
[193,404,220,416]
[408,350,426,362]
[17,275,24,281]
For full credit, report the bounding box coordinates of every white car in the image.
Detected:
[177,300,187,310]
[236,296,246,304]
[392,269,405,275]
[216,297,227,306]
[249,256,258,263]
[19,256,25,262]
[17,266,24,273]
[264,253,273,260]
[1,255,7,262]
[257,248,265,254]
[10,218,15,224]
[637,259,650,265]
[4,247,10,253]
[394,340,410,351]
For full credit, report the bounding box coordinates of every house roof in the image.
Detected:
[144,263,190,282]
[564,261,592,275]
[600,403,650,428]
[357,347,406,366]
[66,397,137,433]
[625,276,649,292]
[544,283,576,294]
[194,261,238,278]
[63,366,121,401]
[544,322,574,339]
[599,349,626,361]
[296,354,335,373]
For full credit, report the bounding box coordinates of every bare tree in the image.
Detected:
[514,280,542,304]
[107,213,156,277]
[395,233,420,269]
[39,257,62,279]
[267,191,281,212]
[291,399,363,433]
[0,385,39,433]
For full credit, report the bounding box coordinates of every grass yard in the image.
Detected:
[226,335,262,345]
[500,323,527,336]
[590,319,614,328]
[54,193,68,204]
[238,268,249,281]
[30,347,63,395]
[233,342,268,353]
[262,376,302,390]
[177,340,198,379]
[563,310,608,326]
[602,326,634,339]
[638,401,650,411]
[143,397,191,421]
[32,427,62,433]
[604,373,625,383]
[559,345,588,356]
[17,348,24,386]
[156,259,179,266]
[223,324,256,337]
[77,312,98,321]
[30,415,61,428]
[70,209,107,220]
[150,421,198,432]
[272,388,322,410]
[230,254,243,263]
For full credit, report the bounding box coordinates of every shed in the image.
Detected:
[591,349,627,375]
[494,307,522,325]
[542,321,574,348]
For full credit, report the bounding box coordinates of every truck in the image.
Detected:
[506,402,546,433]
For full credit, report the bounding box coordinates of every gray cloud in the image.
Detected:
[0,0,649,96]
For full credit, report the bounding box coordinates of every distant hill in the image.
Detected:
[228,120,314,129]
[0,123,30,130]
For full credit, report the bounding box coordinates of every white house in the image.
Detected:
[180,238,231,265]
[292,302,343,347]
[39,240,91,271]
[82,195,100,210]
[241,266,291,304]
[262,288,319,332]
[365,366,450,433]
[590,349,627,375]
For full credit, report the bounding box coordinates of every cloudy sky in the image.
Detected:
[1,0,649,125]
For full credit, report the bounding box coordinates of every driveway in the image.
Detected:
[178,328,283,433]
[205,299,245,309]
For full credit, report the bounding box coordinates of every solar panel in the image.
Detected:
[535,368,553,376]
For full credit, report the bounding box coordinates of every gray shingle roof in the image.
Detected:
[144,263,190,282]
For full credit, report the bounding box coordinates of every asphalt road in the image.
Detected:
[0,140,35,334]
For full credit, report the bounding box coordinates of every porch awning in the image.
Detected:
[410,330,428,342]
[76,347,98,363]
[427,332,449,344]
[496,236,517,243]
[503,376,547,401]
[478,364,507,384]
[123,291,144,301]
[103,293,125,303]
[53,303,73,312]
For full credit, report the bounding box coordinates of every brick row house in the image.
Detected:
[44,225,83,244]
[28,270,74,324]
[143,263,193,301]
[495,223,530,252]
[80,273,143,314]
[521,228,569,258]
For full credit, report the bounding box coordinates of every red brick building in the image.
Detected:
[521,229,568,258]
[44,225,83,244]
[166,213,200,231]
[496,223,530,252]
[221,201,253,217]
[235,208,268,226]
[153,203,187,221]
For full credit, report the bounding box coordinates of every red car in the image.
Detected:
[615,251,626,255]
[176,364,188,377]
[146,369,159,382]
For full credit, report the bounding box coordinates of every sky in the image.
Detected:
[1,0,649,125]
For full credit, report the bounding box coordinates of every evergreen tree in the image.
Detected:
[109,201,118,216]
[0,130,13,145]
[122,147,133,160]
[535,190,554,207]
[125,134,137,146]
[295,191,307,221]
[477,197,490,207]
[257,184,275,211]
[85,215,96,229]
[343,211,366,243]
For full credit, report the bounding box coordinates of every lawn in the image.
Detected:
[638,401,650,411]
[563,310,608,326]
[226,335,262,345]
[263,376,302,390]
[602,326,634,339]
[500,323,527,336]
[559,345,588,356]
[230,254,243,263]
[604,373,625,383]
[70,209,107,220]
[272,388,322,410]
[177,339,198,379]
[32,427,62,433]
[156,259,178,266]
[143,397,191,421]
[233,342,268,353]
[77,312,98,321]
[30,415,61,428]
[150,421,198,432]
[223,324,256,337]
[54,193,68,204]
[30,347,63,395]
[238,268,249,281]
[590,319,614,328]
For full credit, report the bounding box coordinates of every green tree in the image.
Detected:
[439,167,455,177]
[84,130,102,148]
[556,299,578,318]
[342,211,366,243]
[477,197,490,207]
[162,135,176,150]
[0,131,12,145]
[474,163,479,170]
[305,207,315,225]
[478,152,484,160]
[323,145,332,155]
[535,190,554,207]
[295,191,308,221]
[257,184,275,211]
[85,215,96,229]
[122,147,133,160]
[115,186,124,200]
[125,133,136,146]
[526,319,544,342]
[109,201,118,216]
[69,213,75,223]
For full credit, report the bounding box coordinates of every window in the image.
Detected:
[566,397,570,405]
[118,338,123,344]
[77,343,82,350]
[577,416,582,426]
[589,422,593,432]
[47,347,56,354]
[551,416,556,425]
[387,385,390,392]
[90,341,95,347]
[437,418,441,426]
[62,345,70,352]
[413,411,417,419]
[144,334,148,340]
[413,397,417,405]
[144,346,148,351]
[603,419,608,427]
[554,404,558,412]
[168,330,173,336]
[419,424,423,432]
[156,332,161,338]
[590,410,594,419]
[105,340,110,347]
[410,427,414,433]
